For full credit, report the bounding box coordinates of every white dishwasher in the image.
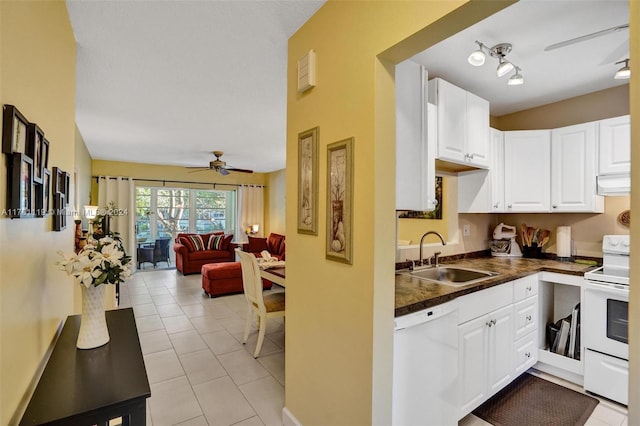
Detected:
[393,299,459,426]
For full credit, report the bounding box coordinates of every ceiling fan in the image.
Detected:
[544,23,629,52]
[187,151,254,176]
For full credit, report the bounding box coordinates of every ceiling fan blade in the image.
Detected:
[544,24,629,51]
[226,167,254,174]
[187,168,210,173]
[220,168,230,176]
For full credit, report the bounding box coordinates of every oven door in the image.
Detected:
[583,280,629,360]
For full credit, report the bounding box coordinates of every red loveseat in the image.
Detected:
[174,232,235,275]
[246,233,286,260]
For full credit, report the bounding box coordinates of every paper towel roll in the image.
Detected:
[557,226,571,258]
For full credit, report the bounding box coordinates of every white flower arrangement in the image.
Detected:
[57,234,132,288]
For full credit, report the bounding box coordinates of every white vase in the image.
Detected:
[77,284,110,349]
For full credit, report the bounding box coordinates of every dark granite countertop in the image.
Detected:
[395,256,599,317]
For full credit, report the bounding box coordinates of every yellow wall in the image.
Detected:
[285,1,512,424]
[628,0,639,421]
[494,85,629,130]
[266,169,286,235]
[0,2,77,423]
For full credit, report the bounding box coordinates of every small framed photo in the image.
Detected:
[2,105,29,155]
[41,138,49,170]
[52,167,65,195]
[9,153,34,218]
[37,168,51,217]
[64,172,71,206]
[326,137,354,264]
[26,123,44,184]
[53,193,66,231]
[297,126,319,235]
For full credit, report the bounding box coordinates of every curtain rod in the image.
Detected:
[91,176,265,188]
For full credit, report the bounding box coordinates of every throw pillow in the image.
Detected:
[267,233,285,256]
[207,234,225,251]
[202,232,224,247]
[186,234,205,251]
[222,234,234,250]
[247,236,268,253]
[179,236,196,252]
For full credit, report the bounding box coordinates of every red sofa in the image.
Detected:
[246,233,286,260]
[174,232,235,275]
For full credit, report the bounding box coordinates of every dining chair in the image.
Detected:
[153,238,171,267]
[236,249,285,358]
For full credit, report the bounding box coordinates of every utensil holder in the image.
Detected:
[523,244,542,258]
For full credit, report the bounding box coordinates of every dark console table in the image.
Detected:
[20,308,151,426]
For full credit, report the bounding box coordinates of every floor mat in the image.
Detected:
[473,373,599,426]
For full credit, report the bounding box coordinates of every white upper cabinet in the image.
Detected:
[598,115,630,175]
[504,130,551,212]
[551,122,604,212]
[395,60,437,211]
[428,78,490,168]
[457,128,504,213]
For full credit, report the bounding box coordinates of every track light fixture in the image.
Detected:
[614,58,630,80]
[468,41,524,85]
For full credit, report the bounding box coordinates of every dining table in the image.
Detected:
[260,265,285,287]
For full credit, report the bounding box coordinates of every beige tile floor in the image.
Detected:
[119,269,285,426]
[124,268,628,426]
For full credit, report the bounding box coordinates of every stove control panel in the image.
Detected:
[603,235,630,255]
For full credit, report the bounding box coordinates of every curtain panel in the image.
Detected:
[236,185,264,242]
[97,176,135,263]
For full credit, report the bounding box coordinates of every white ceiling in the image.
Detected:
[67,0,324,173]
[68,0,629,174]
[412,0,629,116]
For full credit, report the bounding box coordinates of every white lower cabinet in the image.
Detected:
[458,302,514,418]
[457,276,540,420]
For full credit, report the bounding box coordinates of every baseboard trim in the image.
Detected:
[283,406,302,426]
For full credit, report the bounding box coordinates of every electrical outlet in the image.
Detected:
[463,224,471,237]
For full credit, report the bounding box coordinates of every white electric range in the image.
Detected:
[583,234,629,405]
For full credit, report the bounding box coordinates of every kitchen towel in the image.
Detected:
[557,226,571,258]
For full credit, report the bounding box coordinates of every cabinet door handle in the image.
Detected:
[494,202,500,208]
[507,204,512,209]
[469,154,475,159]
[552,205,558,209]
[526,285,532,291]
[525,352,531,358]
[526,315,532,321]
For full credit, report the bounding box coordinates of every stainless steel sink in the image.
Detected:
[401,266,499,286]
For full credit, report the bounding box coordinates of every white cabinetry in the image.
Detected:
[458,128,504,213]
[551,122,603,212]
[457,283,514,418]
[513,276,538,375]
[428,78,490,168]
[395,60,437,211]
[504,130,551,212]
[598,115,630,175]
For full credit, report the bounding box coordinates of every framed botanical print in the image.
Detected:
[9,153,34,218]
[297,126,319,235]
[326,137,354,264]
[2,105,29,155]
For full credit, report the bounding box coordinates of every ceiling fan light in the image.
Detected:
[468,49,486,66]
[497,59,514,77]
[614,59,630,80]
[508,72,524,86]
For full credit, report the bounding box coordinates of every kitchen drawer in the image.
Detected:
[585,349,628,405]
[513,275,538,302]
[514,296,537,340]
[458,282,513,324]
[514,332,538,375]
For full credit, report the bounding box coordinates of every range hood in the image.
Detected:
[597,174,630,196]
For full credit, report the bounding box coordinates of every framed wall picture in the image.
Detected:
[2,105,29,155]
[297,126,319,235]
[38,168,51,217]
[41,138,49,170]
[9,153,34,218]
[326,137,353,264]
[52,167,65,195]
[53,193,66,231]
[26,123,44,184]
[64,172,71,206]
